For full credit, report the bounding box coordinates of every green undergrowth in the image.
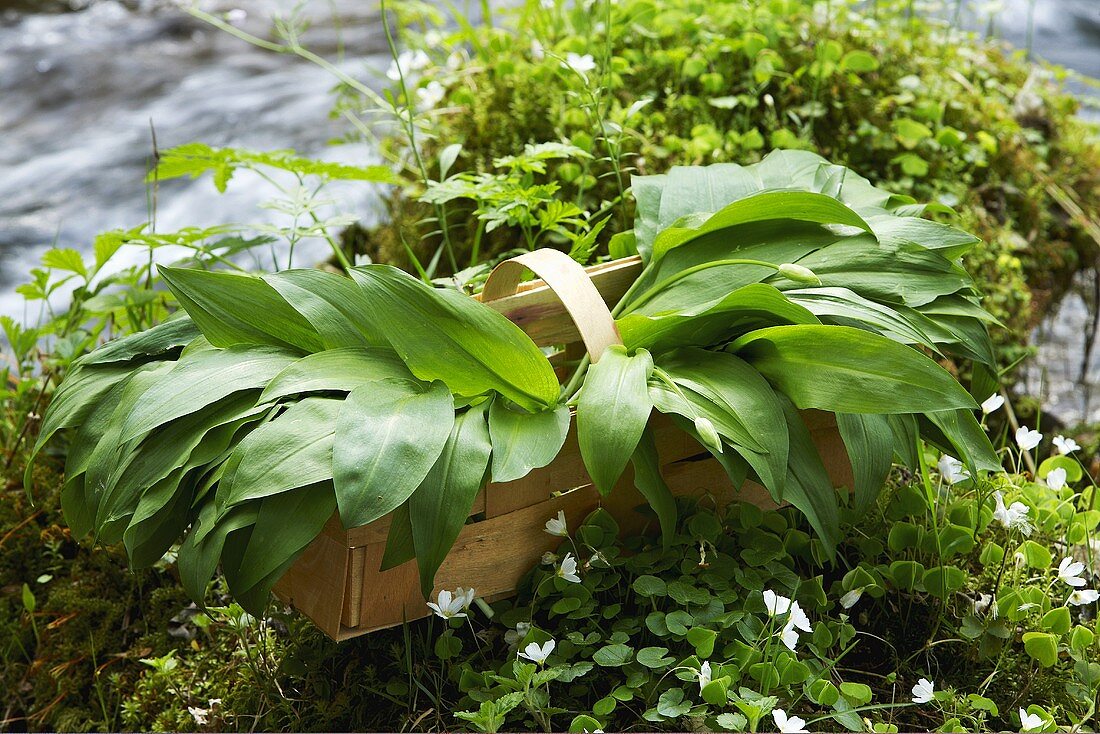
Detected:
[4,449,1096,732]
[356,0,1100,363]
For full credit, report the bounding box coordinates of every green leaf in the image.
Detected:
[921,409,1001,474]
[1038,455,1083,483]
[777,396,841,557]
[592,643,634,667]
[409,403,493,597]
[227,482,338,600]
[651,190,872,263]
[577,346,654,495]
[1040,606,1071,635]
[488,400,571,483]
[923,565,967,600]
[731,325,978,414]
[637,646,675,669]
[333,380,454,528]
[789,238,972,307]
[78,317,200,366]
[380,501,415,571]
[41,248,88,278]
[867,214,980,260]
[629,428,678,549]
[350,265,559,411]
[159,266,324,353]
[784,287,938,350]
[886,414,921,469]
[118,345,297,442]
[618,284,819,353]
[178,502,259,603]
[258,347,414,403]
[1022,632,1059,668]
[839,50,879,72]
[99,392,267,541]
[215,398,342,508]
[1016,540,1053,569]
[836,413,893,512]
[264,269,390,349]
[30,364,136,476]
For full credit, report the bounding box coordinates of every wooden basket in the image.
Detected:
[273,251,854,640]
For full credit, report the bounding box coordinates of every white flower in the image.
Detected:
[840,587,864,609]
[426,589,468,619]
[763,589,792,616]
[557,552,581,582]
[1020,708,1044,732]
[788,602,812,632]
[973,592,996,617]
[531,39,546,61]
[1045,467,1068,490]
[772,708,808,733]
[775,602,810,650]
[1016,426,1043,451]
[1057,557,1087,587]
[1068,589,1099,606]
[424,30,444,47]
[519,639,555,664]
[562,52,596,79]
[937,455,970,485]
[980,393,1005,414]
[455,586,476,609]
[993,491,1033,536]
[912,677,935,704]
[540,0,554,8]
[188,706,209,726]
[698,661,712,689]
[544,510,568,537]
[1053,435,1080,455]
[386,49,430,81]
[415,80,446,111]
[778,618,800,651]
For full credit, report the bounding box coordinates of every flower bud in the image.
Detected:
[694,416,723,454]
[777,263,822,285]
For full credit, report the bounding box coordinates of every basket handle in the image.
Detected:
[481,249,623,363]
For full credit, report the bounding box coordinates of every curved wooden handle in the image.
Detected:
[481,249,623,363]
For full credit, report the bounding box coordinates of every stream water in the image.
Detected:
[2,0,1098,421]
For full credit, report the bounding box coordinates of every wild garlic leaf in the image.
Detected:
[350,265,559,411]
[577,346,654,495]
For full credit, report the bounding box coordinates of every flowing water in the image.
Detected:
[2,0,1099,420]
[0,0,391,319]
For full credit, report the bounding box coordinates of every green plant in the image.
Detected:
[31,152,1000,618]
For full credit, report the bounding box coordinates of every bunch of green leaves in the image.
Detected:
[29,259,569,614]
[570,151,1000,560]
[420,142,601,264]
[33,153,997,620]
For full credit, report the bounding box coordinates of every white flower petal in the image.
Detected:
[912,677,935,704]
[980,393,1005,414]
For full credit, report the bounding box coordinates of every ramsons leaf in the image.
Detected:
[577,346,654,495]
[159,266,324,353]
[350,265,559,411]
[731,325,978,414]
[333,380,455,528]
[488,400,571,483]
[410,403,493,597]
